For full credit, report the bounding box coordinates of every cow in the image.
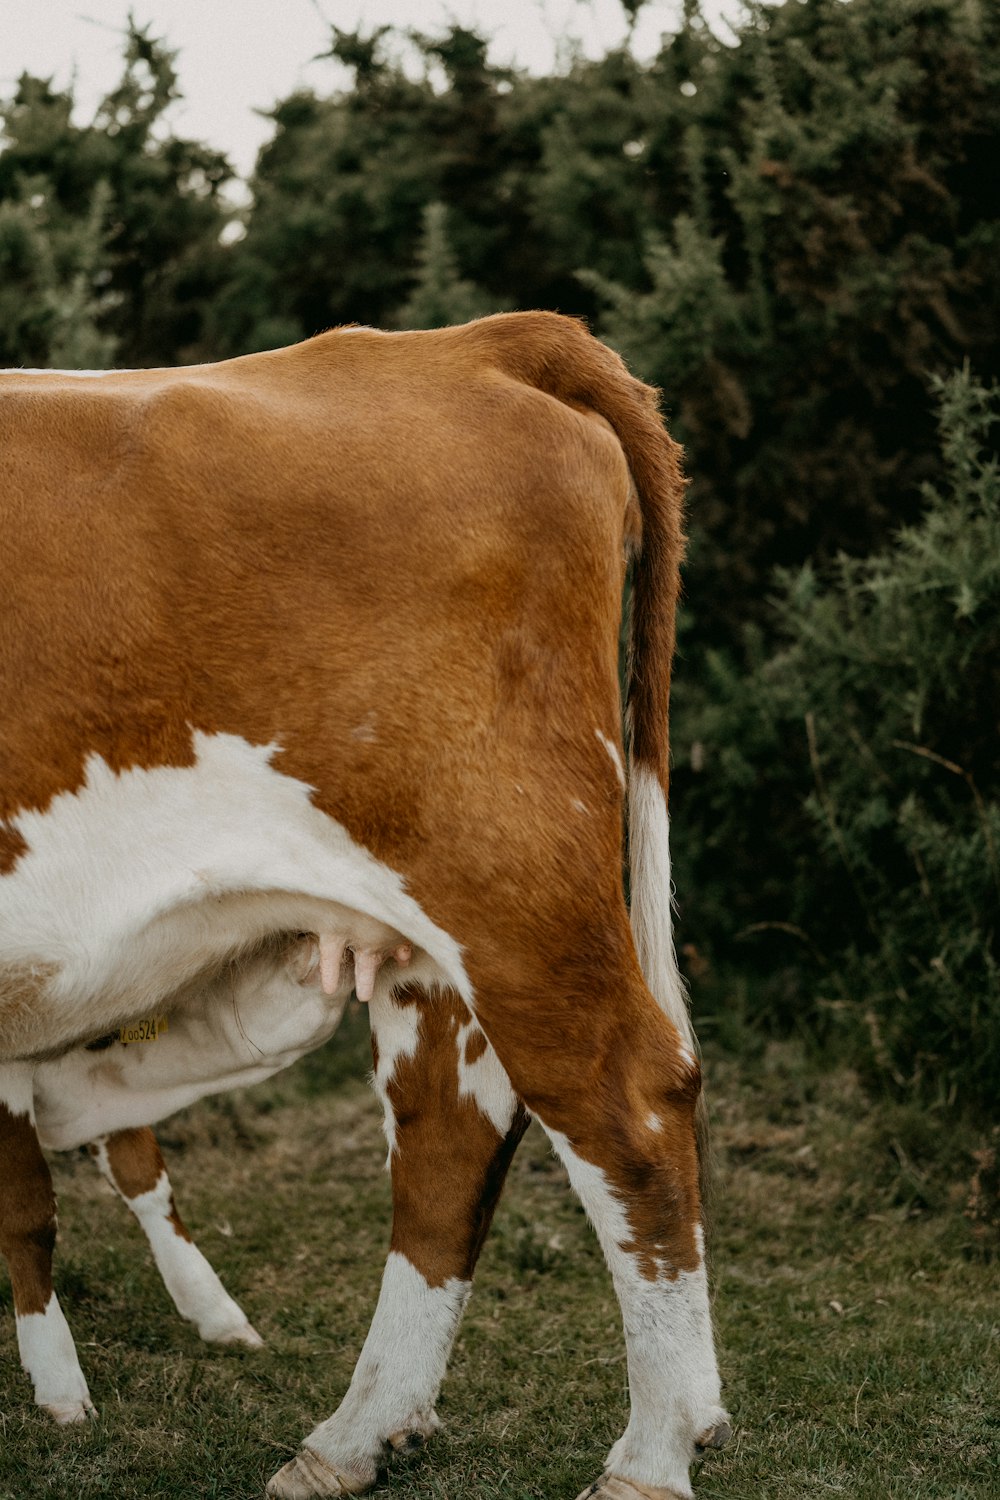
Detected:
[0,312,730,1500]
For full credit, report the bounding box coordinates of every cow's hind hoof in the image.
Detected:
[42,1399,95,1425]
[207,1319,265,1349]
[266,1447,369,1499]
[695,1419,732,1452]
[574,1478,689,1500]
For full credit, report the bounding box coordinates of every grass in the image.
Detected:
[0,1003,996,1499]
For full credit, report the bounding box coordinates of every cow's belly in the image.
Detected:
[29,926,351,1149]
[0,732,469,1068]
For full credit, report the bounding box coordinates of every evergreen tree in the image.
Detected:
[396,202,497,329]
[0,164,118,368]
[0,22,234,366]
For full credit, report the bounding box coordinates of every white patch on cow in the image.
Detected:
[627,761,695,1054]
[645,1112,662,1133]
[0,1060,34,1115]
[571,798,589,815]
[91,1147,261,1347]
[595,728,627,790]
[455,1019,518,1136]
[16,1295,93,1423]
[291,1252,470,1490]
[542,1129,724,1499]
[0,731,470,1063]
[368,992,422,1161]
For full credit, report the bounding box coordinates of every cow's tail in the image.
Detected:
[467,311,695,1056]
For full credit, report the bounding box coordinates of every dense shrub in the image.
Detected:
[672,368,1000,1114]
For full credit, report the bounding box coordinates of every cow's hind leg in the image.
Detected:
[268,985,527,1499]
[0,1063,94,1422]
[90,1126,262,1348]
[473,933,729,1500]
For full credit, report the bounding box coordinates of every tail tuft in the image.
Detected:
[627,761,695,1052]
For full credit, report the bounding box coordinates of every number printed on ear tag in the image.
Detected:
[117,1016,169,1045]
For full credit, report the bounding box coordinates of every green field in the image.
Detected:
[1,1005,995,1500]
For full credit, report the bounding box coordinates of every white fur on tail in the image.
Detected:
[627,760,696,1054]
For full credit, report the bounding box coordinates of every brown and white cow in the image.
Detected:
[0,312,730,1500]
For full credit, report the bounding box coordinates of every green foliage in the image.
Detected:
[0,21,233,367]
[673,368,1000,1114]
[396,201,497,329]
[42,180,119,369]
[0,88,118,367]
[211,23,672,349]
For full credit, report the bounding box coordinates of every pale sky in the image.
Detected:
[0,1,752,178]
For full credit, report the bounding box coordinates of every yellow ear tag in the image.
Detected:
[117,1017,169,1045]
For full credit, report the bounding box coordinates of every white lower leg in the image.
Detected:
[16,1293,94,1423]
[546,1130,727,1500]
[269,1252,470,1497]
[92,1145,261,1346]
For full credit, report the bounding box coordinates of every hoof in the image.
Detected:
[695,1419,732,1452]
[386,1406,439,1456]
[387,1429,427,1455]
[205,1319,265,1349]
[266,1447,370,1499]
[42,1399,95,1425]
[574,1479,689,1500]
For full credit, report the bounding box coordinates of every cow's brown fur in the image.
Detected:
[96,1127,193,1242]
[0,1104,56,1316]
[381,988,530,1288]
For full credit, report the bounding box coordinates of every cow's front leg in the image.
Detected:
[268,986,526,1499]
[90,1126,262,1348]
[0,1063,94,1423]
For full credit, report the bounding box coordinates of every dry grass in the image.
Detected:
[0,1005,995,1499]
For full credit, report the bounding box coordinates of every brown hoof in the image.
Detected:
[574,1477,689,1500]
[695,1420,732,1452]
[266,1447,370,1499]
